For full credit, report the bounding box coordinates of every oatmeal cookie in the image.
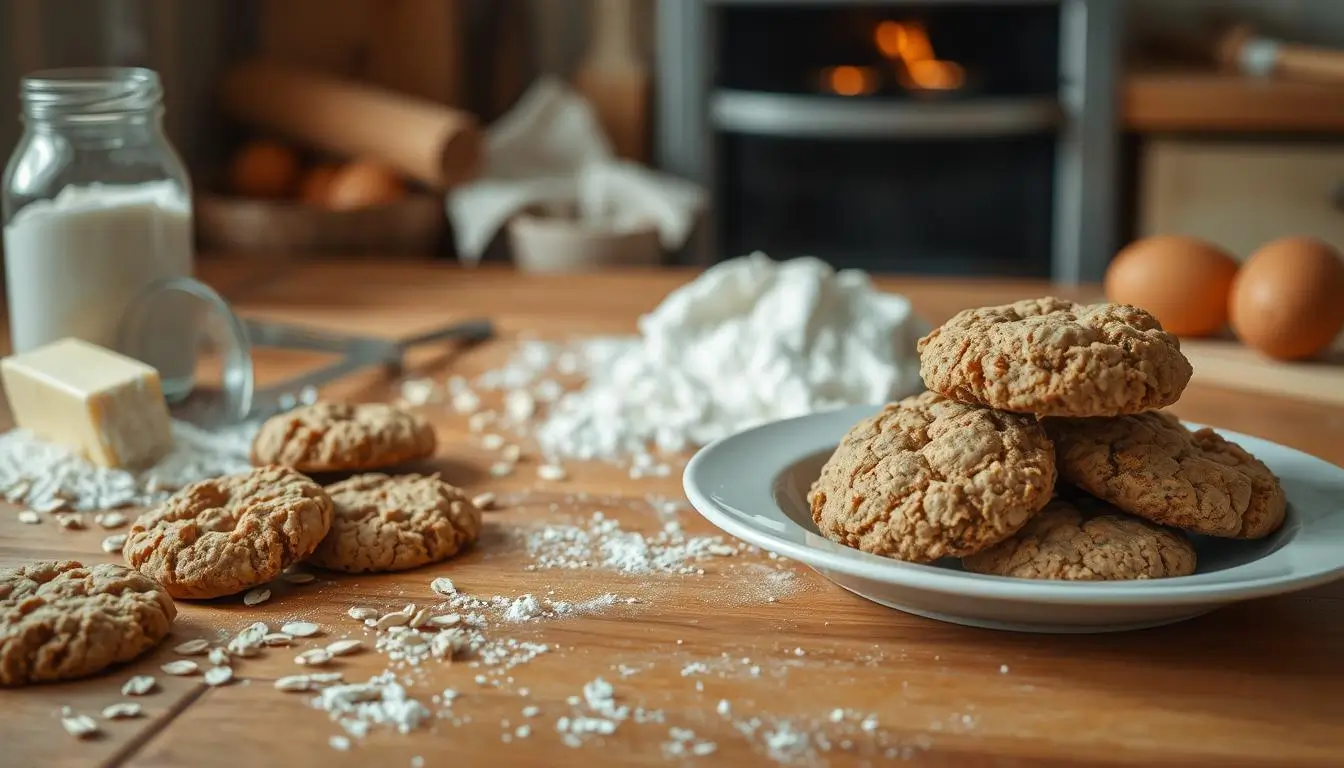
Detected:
[250,401,437,473]
[1043,411,1287,539]
[917,297,1192,417]
[124,465,333,599]
[1,560,175,686]
[962,495,1197,580]
[307,473,482,573]
[808,391,1057,563]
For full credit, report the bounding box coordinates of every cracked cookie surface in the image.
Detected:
[308,473,482,573]
[917,297,1192,417]
[1043,411,1287,539]
[808,391,1056,563]
[124,465,333,599]
[1,560,176,686]
[250,401,437,473]
[962,495,1197,580]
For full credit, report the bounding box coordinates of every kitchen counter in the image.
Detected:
[2,259,1341,767]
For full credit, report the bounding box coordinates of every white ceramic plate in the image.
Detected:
[683,404,1344,633]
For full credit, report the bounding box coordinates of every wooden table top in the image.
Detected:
[3,259,1342,768]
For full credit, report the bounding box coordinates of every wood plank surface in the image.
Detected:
[1125,67,1344,132]
[3,260,1342,768]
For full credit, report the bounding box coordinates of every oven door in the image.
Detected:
[714,95,1059,277]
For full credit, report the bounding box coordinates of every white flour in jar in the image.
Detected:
[3,181,193,359]
[476,252,928,463]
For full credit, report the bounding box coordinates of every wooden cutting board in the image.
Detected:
[1180,337,1344,407]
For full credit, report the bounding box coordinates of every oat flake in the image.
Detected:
[161,660,198,676]
[173,639,210,656]
[326,639,363,657]
[101,702,142,720]
[60,710,99,739]
[204,666,234,687]
[121,675,156,696]
[243,588,271,607]
[282,621,321,638]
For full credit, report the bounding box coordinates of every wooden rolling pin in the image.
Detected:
[1218,24,1344,85]
[219,58,483,189]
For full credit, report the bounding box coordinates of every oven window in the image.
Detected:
[716,3,1059,99]
[717,133,1056,277]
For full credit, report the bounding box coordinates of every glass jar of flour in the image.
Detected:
[2,67,193,370]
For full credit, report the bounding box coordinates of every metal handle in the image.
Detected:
[244,319,384,355]
[397,318,495,349]
[241,317,496,421]
[710,89,1061,139]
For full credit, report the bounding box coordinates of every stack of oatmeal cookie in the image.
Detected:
[809,297,1287,581]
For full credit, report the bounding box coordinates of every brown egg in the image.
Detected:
[1104,235,1240,337]
[298,163,340,206]
[228,139,301,199]
[1229,236,1344,360]
[324,160,407,210]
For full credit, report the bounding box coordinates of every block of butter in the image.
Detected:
[1,337,174,469]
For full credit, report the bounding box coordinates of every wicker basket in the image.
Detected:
[194,190,445,256]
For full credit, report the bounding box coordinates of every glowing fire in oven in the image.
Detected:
[820,65,878,97]
[874,20,965,92]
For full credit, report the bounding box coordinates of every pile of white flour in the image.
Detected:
[478,252,927,462]
[0,419,257,511]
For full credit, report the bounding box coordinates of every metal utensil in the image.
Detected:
[117,276,493,429]
[241,316,494,423]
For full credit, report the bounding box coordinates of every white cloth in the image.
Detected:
[447,76,705,263]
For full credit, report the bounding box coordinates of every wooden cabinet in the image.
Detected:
[259,0,463,107]
[1138,138,1344,258]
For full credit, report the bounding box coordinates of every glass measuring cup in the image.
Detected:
[116,276,493,429]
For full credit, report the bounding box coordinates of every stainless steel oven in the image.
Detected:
[656,0,1123,282]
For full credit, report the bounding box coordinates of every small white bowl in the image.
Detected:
[507,213,663,273]
[683,404,1344,633]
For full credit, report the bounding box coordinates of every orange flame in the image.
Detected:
[873,20,965,92]
[821,65,877,97]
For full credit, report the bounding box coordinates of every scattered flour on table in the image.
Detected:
[471,252,928,464]
[522,511,746,574]
[0,419,258,511]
